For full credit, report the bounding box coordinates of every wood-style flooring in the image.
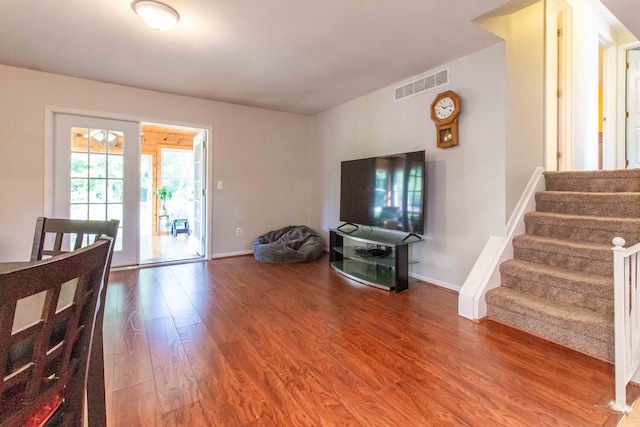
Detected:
[103,254,623,426]
[139,233,202,265]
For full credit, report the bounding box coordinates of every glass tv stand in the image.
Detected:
[329,226,423,292]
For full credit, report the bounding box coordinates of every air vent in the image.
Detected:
[394,69,449,102]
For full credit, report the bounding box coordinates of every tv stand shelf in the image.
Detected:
[329,227,423,292]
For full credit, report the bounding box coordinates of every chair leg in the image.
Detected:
[87,321,107,427]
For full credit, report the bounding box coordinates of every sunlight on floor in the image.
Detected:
[139,233,201,264]
[619,400,640,427]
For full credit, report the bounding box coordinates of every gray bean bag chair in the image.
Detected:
[252,225,325,263]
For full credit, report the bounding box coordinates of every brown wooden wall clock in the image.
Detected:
[430,90,461,148]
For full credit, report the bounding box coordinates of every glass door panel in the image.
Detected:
[53,114,139,266]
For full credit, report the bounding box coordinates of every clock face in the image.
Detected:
[435,97,455,119]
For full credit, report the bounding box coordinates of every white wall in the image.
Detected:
[570,2,605,170]
[309,44,506,290]
[503,2,545,214]
[0,64,311,262]
[474,1,545,216]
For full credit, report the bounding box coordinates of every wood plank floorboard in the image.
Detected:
[105,254,620,426]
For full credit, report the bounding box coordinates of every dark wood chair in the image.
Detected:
[0,237,113,426]
[30,217,119,263]
[30,217,119,427]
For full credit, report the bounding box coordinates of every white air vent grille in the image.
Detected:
[394,69,449,102]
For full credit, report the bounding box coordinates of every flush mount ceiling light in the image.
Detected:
[133,1,179,31]
[85,130,122,148]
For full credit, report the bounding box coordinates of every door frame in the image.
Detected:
[545,2,573,171]
[44,106,213,261]
[618,41,640,169]
[600,33,617,170]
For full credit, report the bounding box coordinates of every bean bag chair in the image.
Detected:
[252,225,325,263]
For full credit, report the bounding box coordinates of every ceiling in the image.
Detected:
[0,0,635,116]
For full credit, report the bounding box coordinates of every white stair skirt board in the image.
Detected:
[458,166,545,321]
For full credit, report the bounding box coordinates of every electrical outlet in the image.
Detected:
[236,227,242,236]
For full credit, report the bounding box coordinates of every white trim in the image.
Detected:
[44,105,214,261]
[601,38,618,170]
[618,41,640,169]
[458,166,545,320]
[210,250,253,259]
[559,8,573,171]
[544,10,559,171]
[410,272,460,293]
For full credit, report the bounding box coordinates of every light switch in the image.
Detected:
[217,180,223,190]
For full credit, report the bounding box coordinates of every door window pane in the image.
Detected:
[108,203,123,223]
[71,128,89,153]
[89,179,106,203]
[108,180,124,203]
[70,204,88,220]
[108,155,124,179]
[89,204,106,221]
[90,154,107,178]
[71,153,89,178]
[70,179,89,203]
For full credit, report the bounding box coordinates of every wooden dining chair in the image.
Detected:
[30,217,119,427]
[0,237,113,426]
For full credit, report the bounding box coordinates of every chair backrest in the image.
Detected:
[31,217,119,263]
[30,217,119,427]
[0,237,112,426]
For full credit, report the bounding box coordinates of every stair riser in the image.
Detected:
[524,222,640,246]
[544,177,640,192]
[544,170,640,193]
[535,200,640,218]
[513,247,612,276]
[500,275,612,314]
[486,304,613,361]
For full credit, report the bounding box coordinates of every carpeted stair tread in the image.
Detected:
[524,211,640,245]
[500,259,612,298]
[544,169,640,192]
[499,259,612,313]
[535,191,640,218]
[512,234,611,260]
[486,168,636,361]
[486,288,613,361]
[486,287,612,341]
[512,234,612,276]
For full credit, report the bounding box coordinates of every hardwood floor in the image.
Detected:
[103,254,623,426]
[139,233,202,265]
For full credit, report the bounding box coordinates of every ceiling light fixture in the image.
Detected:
[133,1,179,31]
[85,130,122,148]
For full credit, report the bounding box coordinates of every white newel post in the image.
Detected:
[612,237,632,413]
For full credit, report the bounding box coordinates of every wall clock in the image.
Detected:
[430,90,461,148]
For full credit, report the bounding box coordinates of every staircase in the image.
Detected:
[486,169,640,362]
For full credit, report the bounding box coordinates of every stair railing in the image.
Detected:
[612,237,640,413]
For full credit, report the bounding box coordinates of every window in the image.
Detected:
[160,148,194,222]
[69,128,124,249]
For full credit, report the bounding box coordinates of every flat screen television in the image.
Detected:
[340,150,426,235]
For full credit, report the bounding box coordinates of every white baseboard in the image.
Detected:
[210,250,253,259]
[411,272,460,293]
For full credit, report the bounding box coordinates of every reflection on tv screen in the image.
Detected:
[340,151,425,235]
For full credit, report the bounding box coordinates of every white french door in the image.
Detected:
[628,49,640,169]
[192,131,206,256]
[53,114,140,266]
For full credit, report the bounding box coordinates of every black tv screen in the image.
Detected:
[340,150,426,234]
